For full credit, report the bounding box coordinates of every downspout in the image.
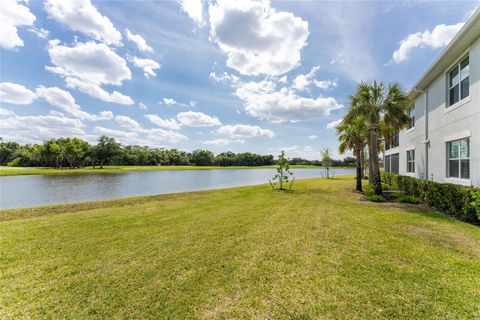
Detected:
[425,90,429,180]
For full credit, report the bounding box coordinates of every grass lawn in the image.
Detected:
[1,176,479,319]
[0,165,325,176]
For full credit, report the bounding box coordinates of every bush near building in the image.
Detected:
[381,172,480,224]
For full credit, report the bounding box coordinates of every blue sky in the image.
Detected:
[1,0,478,159]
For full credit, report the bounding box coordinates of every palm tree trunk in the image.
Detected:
[367,141,373,184]
[369,128,382,195]
[360,148,366,178]
[354,148,362,192]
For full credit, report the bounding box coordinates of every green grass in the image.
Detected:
[1,176,479,319]
[0,165,326,176]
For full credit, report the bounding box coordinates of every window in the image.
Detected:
[384,153,399,174]
[447,138,469,179]
[448,56,469,107]
[406,150,415,173]
[391,153,399,174]
[385,132,399,150]
[385,155,391,172]
[407,105,415,129]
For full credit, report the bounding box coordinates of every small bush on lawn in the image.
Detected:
[381,172,479,224]
[363,184,375,196]
[397,194,421,204]
[366,194,385,202]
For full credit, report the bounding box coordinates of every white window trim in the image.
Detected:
[444,131,471,142]
[446,53,469,109]
[445,137,470,181]
[444,177,471,187]
[444,96,471,114]
[384,146,399,155]
[406,149,415,174]
[406,105,415,131]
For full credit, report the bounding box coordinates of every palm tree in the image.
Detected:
[337,118,368,192]
[344,81,411,195]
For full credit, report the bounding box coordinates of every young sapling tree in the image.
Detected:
[271,151,294,190]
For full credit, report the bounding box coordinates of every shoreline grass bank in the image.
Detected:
[1,176,479,319]
[0,165,344,177]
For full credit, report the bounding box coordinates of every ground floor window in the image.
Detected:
[384,153,399,174]
[447,138,469,179]
[407,150,415,173]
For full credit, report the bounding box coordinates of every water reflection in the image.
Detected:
[0,168,354,209]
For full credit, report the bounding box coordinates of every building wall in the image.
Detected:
[386,35,480,186]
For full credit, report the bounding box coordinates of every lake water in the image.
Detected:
[0,168,354,209]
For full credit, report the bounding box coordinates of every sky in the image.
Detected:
[0,0,478,160]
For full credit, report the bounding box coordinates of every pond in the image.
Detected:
[0,168,355,209]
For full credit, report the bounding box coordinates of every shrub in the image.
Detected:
[381,172,479,224]
[397,194,421,204]
[7,157,22,167]
[470,189,480,221]
[366,194,385,202]
[363,184,375,197]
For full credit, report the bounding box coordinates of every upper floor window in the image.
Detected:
[385,132,399,150]
[448,56,469,107]
[407,105,415,129]
[447,138,469,179]
[406,149,415,173]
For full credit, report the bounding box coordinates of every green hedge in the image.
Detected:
[381,172,480,224]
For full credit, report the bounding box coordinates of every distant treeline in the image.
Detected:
[0,136,355,168]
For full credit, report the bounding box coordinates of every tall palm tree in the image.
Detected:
[344,81,411,195]
[337,118,368,192]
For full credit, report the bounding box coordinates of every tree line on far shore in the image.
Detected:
[0,136,355,169]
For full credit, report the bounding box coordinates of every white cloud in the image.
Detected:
[125,28,154,53]
[28,27,49,39]
[162,98,177,105]
[0,0,36,49]
[202,138,244,147]
[44,0,122,46]
[94,113,188,145]
[65,78,134,105]
[208,0,309,76]
[326,118,342,130]
[129,56,161,78]
[292,66,320,91]
[308,134,318,140]
[278,145,319,160]
[278,75,288,84]
[0,111,86,144]
[0,82,37,104]
[176,111,221,127]
[217,124,274,138]
[392,22,464,63]
[147,128,188,144]
[178,0,204,26]
[209,71,240,85]
[313,79,337,90]
[35,86,113,121]
[46,40,133,105]
[115,115,142,131]
[159,97,196,107]
[93,126,140,143]
[145,114,181,130]
[235,80,343,123]
[0,108,16,117]
[138,102,147,110]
